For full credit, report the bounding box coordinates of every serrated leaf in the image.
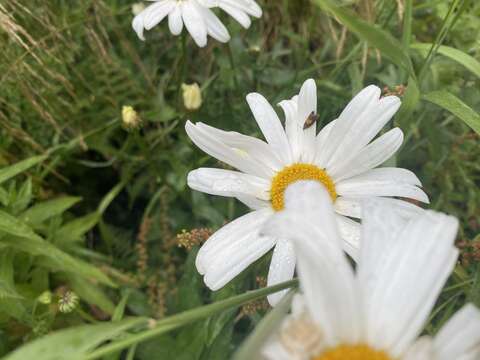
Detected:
[423,91,480,135]
[20,196,82,226]
[411,43,480,79]
[0,155,47,185]
[3,318,146,360]
[312,0,415,75]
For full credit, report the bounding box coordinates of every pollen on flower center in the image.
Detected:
[313,344,392,360]
[270,163,336,212]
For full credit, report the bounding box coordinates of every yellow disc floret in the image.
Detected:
[270,163,337,212]
[313,344,392,360]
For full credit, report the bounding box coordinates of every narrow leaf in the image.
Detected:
[412,43,480,79]
[20,196,82,226]
[423,91,480,135]
[3,318,146,360]
[0,210,114,286]
[312,0,414,75]
[0,155,47,185]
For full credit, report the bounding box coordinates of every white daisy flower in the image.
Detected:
[261,181,480,360]
[186,79,429,305]
[132,0,262,47]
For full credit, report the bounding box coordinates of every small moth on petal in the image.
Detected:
[303,111,319,130]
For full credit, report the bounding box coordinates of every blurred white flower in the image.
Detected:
[132,0,262,47]
[182,83,202,111]
[261,182,480,360]
[186,79,428,305]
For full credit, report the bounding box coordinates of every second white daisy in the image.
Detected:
[186,79,428,304]
[260,182,480,360]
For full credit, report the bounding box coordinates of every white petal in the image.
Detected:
[235,194,270,210]
[335,214,360,261]
[298,79,318,163]
[278,96,301,161]
[181,1,208,47]
[203,221,276,290]
[246,93,293,164]
[314,119,336,168]
[218,2,252,28]
[262,337,292,360]
[144,1,175,30]
[262,181,361,346]
[359,209,459,356]
[403,337,434,360]
[334,196,424,219]
[336,167,429,203]
[329,127,404,182]
[185,121,273,178]
[168,3,183,35]
[199,6,230,43]
[433,304,480,360]
[316,85,381,167]
[220,0,262,17]
[196,208,272,275]
[196,122,283,174]
[326,94,401,169]
[188,168,270,200]
[132,11,147,41]
[266,238,296,306]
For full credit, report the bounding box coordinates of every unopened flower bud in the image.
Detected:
[38,291,52,305]
[122,105,142,130]
[132,3,146,16]
[182,83,202,111]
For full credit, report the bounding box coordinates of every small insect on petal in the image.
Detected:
[303,111,319,130]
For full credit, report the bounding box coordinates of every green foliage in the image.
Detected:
[0,0,479,358]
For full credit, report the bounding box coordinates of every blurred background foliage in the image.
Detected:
[0,0,479,358]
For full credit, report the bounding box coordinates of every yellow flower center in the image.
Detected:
[270,163,337,211]
[313,344,392,360]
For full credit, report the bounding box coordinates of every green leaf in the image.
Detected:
[312,0,415,76]
[56,181,126,244]
[0,155,47,185]
[233,291,295,360]
[0,251,22,300]
[2,318,146,360]
[20,196,82,226]
[423,91,480,135]
[84,279,298,359]
[411,43,480,79]
[56,212,100,243]
[0,210,114,287]
[67,275,115,315]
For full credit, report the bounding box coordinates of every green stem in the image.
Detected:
[418,0,462,83]
[85,279,298,359]
[227,43,239,89]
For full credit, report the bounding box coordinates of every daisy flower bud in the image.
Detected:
[131,2,146,16]
[37,291,52,305]
[182,83,202,111]
[122,105,142,130]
